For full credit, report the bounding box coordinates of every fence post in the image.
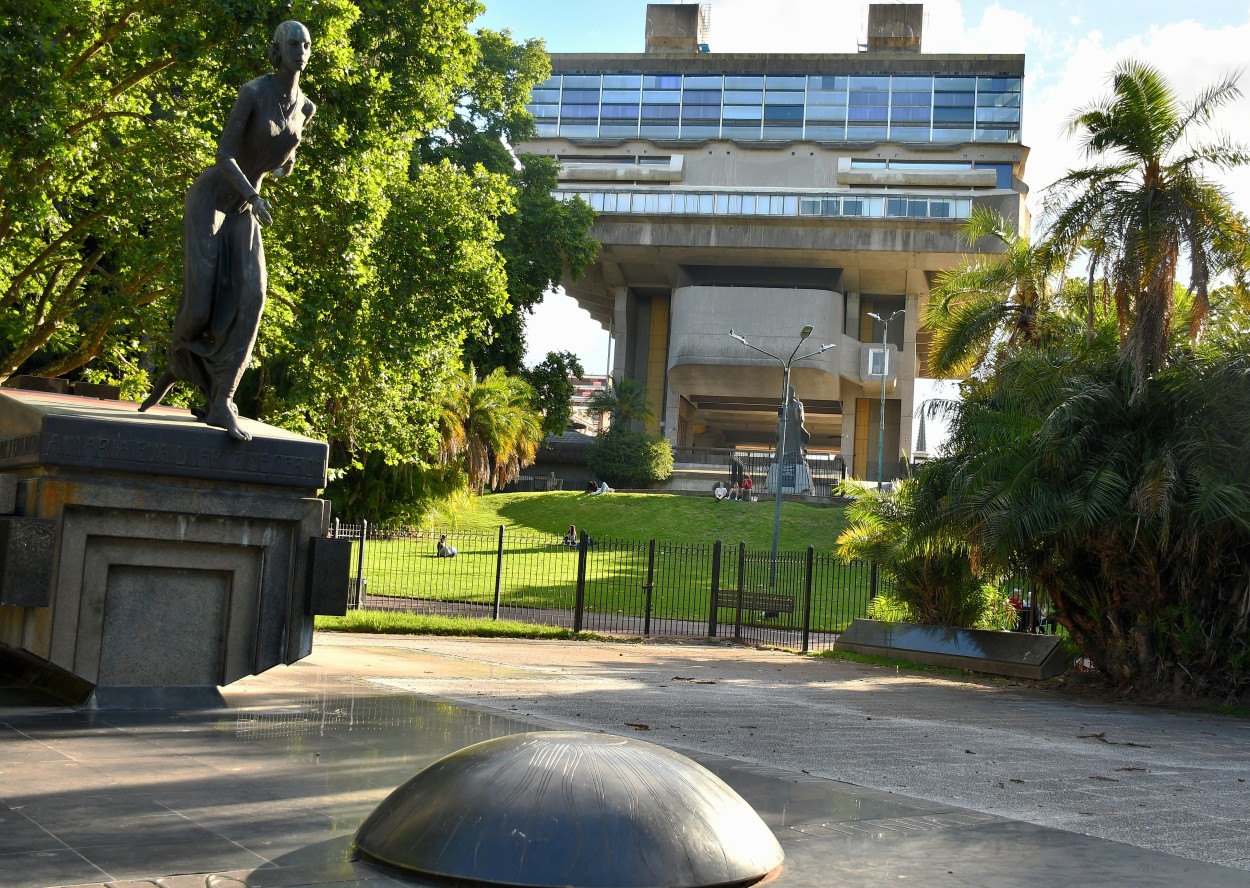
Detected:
[707,540,722,637]
[643,539,656,636]
[492,524,505,620]
[734,541,746,640]
[730,542,745,640]
[333,517,340,539]
[573,529,589,633]
[869,561,879,600]
[801,545,815,653]
[355,518,368,608]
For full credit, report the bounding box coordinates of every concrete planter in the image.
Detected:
[835,618,1071,680]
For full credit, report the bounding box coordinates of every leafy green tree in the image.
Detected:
[419,30,598,374]
[925,207,1065,377]
[0,0,489,395]
[522,350,583,437]
[437,364,543,493]
[1044,60,1250,393]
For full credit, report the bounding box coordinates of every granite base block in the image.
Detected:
[0,387,350,707]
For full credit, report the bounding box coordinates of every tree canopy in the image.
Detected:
[1,1,599,512]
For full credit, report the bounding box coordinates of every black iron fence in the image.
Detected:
[328,522,1056,648]
[332,521,888,651]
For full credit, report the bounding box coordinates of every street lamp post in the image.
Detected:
[867,309,905,491]
[729,327,835,587]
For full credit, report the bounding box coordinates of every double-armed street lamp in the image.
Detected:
[867,309,905,491]
[728,326,835,587]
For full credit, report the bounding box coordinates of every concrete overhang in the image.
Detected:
[837,168,997,188]
[559,155,684,183]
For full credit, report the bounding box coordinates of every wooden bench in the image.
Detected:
[712,589,795,617]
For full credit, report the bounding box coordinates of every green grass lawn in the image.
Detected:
[348,492,873,634]
[444,490,849,551]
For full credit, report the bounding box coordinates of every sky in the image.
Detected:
[472,0,1250,444]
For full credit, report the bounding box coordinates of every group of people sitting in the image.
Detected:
[713,476,755,501]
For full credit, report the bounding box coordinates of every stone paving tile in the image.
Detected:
[0,804,65,855]
[0,847,111,888]
[72,834,271,882]
[4,636,1249,887]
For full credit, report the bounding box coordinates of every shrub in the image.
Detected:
[836,479,989,628]
[588,428,674,488]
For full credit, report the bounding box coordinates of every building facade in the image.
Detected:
[518,3,1028,481]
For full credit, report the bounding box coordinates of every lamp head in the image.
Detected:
[800,325,813,341]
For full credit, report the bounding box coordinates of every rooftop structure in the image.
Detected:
[519,2,1028,480]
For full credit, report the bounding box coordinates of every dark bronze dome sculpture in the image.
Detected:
[355,731,784,887]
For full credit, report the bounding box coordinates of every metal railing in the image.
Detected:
[331,522,894,651]
[329,522,1057,646]
[670,447,848,496]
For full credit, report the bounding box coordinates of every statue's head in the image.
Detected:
[269,20,312,70]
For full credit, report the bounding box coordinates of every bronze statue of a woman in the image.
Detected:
[140,21,316,441]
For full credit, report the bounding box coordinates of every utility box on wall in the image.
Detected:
[0,387,350,708]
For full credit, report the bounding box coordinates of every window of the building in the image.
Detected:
[538,70,1022,144]
[643,74,682,89]
[602,74,641,88]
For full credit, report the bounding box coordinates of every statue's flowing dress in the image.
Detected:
[166,76,310,404]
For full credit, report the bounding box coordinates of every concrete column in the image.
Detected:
[840,396,856,480]
[897,290,922,462]
[611,285,629,383]
[844,292,860,338]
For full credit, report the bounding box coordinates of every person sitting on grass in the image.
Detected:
[436,534,457,558]
[590,480,613,495]
[714,481,728,501]
[741,474,754,500]
[564,525,578,547]
[728,482,741,501]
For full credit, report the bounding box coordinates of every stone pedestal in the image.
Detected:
[765,461,813,495]
[0,388,350,708]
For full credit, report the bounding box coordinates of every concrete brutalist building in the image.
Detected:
[518,3,1028,482]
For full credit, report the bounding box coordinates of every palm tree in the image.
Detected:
[438,365,544,493]
[835,478,988,627]
[925,207,1064,377]
[587,377,654,431]
[925,312,1250,700]
[1044,59,1250,392]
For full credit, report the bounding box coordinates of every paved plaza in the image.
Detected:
[1,632,1247,887]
